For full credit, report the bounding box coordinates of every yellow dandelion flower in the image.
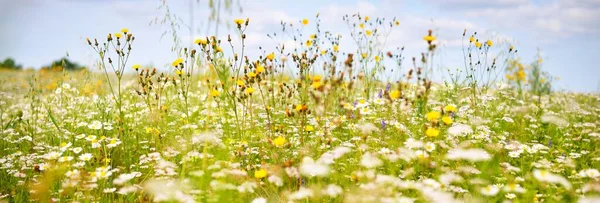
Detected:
[365,30,372,36]
[195,38,207,45]
[389,90,401,100]
[359,23,365,29]
[425,127,440,137]
[475,41,482,48]
[444,105,457,113]
[310,34,317,40]
[320,50,327,55]
[306,40,313,47]
[302,18,309,25]
[210,89,220,97]
[364,16,370,21]
[254,169,268,179]
[245,87,255,95]
[237,80,245,86]
[426,111,441,122]
[486,40,493,47]
[442,116,453,125]
[175,70,184,76]
[469,36,475,43]
[374,55,380,62]
[114,32,123,39]
[333,45,339,52]
[394,20,400,26]
[423,35,436,43]
[305,125,314,132]
[121,28,129,34]
[132,64,141,70]
[266,52,275,61]
[256,64,265,73]
[215,46,223,53]
[361,52,367,58]
[248,72,257,77]
[172,58,183,67]
[312,81,322,89]
[234,18,245,25]
[312,75,322,82]
[273,136,286,147]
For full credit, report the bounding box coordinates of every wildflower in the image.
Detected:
[442,116,453,125]
[195,38,207,45]
[114,32,123,39]
[113,173,136,185]
[365,30,372,36]
[469,36,475,43]
[480,185,500,196]
[333,45,339,52]
[289,187,314,200]
[237,80,245,86]
[540,114,568,127]
[88,120,102,130]
[172,58,183,67]
[364,16,370,21]
[268,175,283,186]
[509,45,514,52]
[248,72,257,77]
[447,124,472,136]
[426,111,441,122]
[360,152,382,168]
[361,52,367,59]
[234,18,245,25]
[251,198,267,203]
[425,142,436,152]
[79,153,93,161]
[444,105,457,113]
[533,169,572,189]
[374,55,380,62]
[423,35,436,43]
[486,40,493,47]
[306,40,313,47]
[394,20,400,26]
[254,169,268,179]
[302,18,309,25]
[245,87,255,95]
[579,169,600,178]
[175,70,184,76]
[322,184,343,197]
[475,41,482,48]
[273,136,286,147]
[121,28,129,34]
[299,157,330,177]
[359,23,365,29]
[311,81,322,89]
[446,148,491,161]
[425,127,440,137]
[210,89,220,97]
[503,183,526,193]
[266,52,275,61]
[132,64,141,71]
[305,125,314,132]
[390,90,401,100]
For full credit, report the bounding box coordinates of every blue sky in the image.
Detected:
[0,0,599,92]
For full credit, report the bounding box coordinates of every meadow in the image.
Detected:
[1,14,600,203]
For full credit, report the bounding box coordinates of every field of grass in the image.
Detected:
[1,15,600,203]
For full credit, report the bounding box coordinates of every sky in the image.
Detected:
[0,0,599,92]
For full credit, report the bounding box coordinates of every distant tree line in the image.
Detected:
[0,57,85,71]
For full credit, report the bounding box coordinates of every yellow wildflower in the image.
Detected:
[273,136,286,147]
[132,64,141,71]
[423,35,436,43]
[389,90,401,100]
[364,16,370,21]
[305,125,314,132]
[237,80,245,86]
[359,23,365,29]
[365,30,372,36]
[195,38,207,45]
[234,18,245,25]
[254,169,267,179]
[302,18,309,25]
[469,36,475,43]
[394,20,400,26]
[361,52,367,59]
[175,70,184,76]
[266,52,275,61]
[172,58,183,67]
[475,41,482,48]
[248,72,257,77]
[306,40,313,47]
[425,127,440,137]
[442,116,453,125]
[312,81,322,89]
[444,105,457,113]
[486,40,493,47]
[114,32,123,39]
[333,45,339,52]
[374,55,380,62]
[426,111,441,122]
[121,28,129,34]
[245,87,255,95]
[210,89,220,97]
[256,64,265,73]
